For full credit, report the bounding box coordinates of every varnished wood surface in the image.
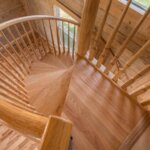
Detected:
[25,55,149,150]
[0,121,39,150]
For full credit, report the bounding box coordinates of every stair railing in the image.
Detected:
[0,100,72,150]
[0,15,79,110]
[83,1,150,109]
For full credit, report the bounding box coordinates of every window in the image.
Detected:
[119,0,150,14]
[55,6,78,51]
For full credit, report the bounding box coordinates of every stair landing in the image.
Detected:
[24,55,150,150]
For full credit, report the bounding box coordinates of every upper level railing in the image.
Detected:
[80,0,150,110]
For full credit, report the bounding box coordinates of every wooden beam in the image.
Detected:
[77,0,100,56]
[40,116,72,150]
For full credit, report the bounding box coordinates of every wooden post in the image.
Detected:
[77,0,100,56]
[40,116,72,150]
[89,0,112,60]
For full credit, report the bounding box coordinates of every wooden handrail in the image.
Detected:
[0,100,47,139]
[0,15,79,30]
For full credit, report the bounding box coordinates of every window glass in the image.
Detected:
[55,7,77,51]
[133,0,150,9]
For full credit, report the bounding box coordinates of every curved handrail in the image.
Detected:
[0,15,79,30]
[0,100,48,139]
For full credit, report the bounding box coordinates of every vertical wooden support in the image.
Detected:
[96,0,132,67]
[72,25,76,59]
[56,20,61,54]
[40,116,72,150]
[0,43,24,80]
[68,22,70,53]
[89,0,112,60]
[42,19,51,53]
[0,69,27,94]
[28,21,42,59]
[49,19,56,55]
[0,31,26,76]
[62,21,65,53]
[7,27,30,74]
[77,0,100,56]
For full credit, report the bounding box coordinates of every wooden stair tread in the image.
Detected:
[0,122,39,150]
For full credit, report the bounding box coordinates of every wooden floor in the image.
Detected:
[25,54,150,150]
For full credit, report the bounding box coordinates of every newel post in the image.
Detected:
[77,0,100,56]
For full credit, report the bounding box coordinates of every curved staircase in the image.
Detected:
[0,15,78,150]
[0,12,150,150]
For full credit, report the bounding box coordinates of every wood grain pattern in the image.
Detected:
[24,55,149,150]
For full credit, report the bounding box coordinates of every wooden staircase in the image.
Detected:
[0,4,149,148]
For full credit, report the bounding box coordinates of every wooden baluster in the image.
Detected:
[78,0,100,56]
[121,65,150,90]
[0,31,26,76]
[106,7,150,73]
[14,25,32,63]
[0,78,28,99]
[0,52,21,78]
[27,21,42,59]
[0,92,28,108]
[89,0,112,61]
[0,69,27,94]
[20,22,37,60]
[72,24,76,59]
[42,19,51,53]
[7,27,30,74]
[49,19,56,55]
[62,21,65,54]
[56,20,61,54]
[35,20,47,55]
[0,43,24,80]
[0,84,28,103]
[113,40,150,81]
[68,22,70,53]
[130,82,150,98]
[96,0,132,67]
[14,24,38,61]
